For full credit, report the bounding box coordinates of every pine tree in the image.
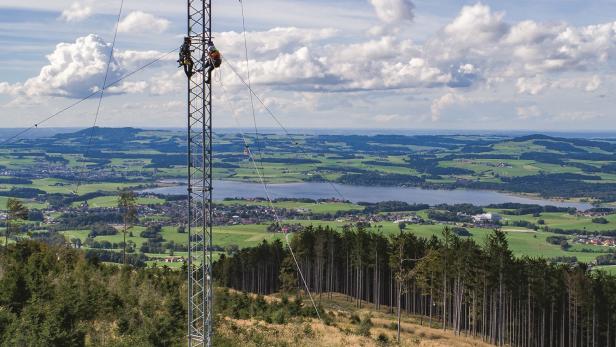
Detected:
[117,190,137,265]
[5,198,28,247]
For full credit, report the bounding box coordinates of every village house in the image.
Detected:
[163,257,185,263]
[472,213,502,224]
[393,215,424,224]
[573,235,616,247]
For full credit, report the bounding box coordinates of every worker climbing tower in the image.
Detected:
[186,0,213,346]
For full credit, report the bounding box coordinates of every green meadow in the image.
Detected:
[70,195,165,208]
[62,222,607,264]
[219,199,364,214]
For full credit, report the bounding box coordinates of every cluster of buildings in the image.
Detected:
[572,235,616,247]
[393,215,424,224]
[471,213,502,224]
[576,210,613,218]
[336,213,427,226]
[161,256,185,263]
[454,159,512,169]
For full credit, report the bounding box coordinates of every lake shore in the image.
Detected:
[143,180,594,210]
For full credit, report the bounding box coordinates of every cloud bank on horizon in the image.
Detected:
[0,0,614,130]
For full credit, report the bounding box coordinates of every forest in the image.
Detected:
[0,241,323,346]
[4,224,616,346]
[215,225,616,347]
[0,241,186,346]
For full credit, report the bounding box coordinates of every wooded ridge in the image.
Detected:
[216,225,616,347]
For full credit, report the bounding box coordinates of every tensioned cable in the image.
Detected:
[74,0,125,194]
[0,48,178,148]
[221,56,347,202]
[217,69,323,321]
[238,0,265,174]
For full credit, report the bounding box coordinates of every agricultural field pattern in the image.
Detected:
[2,127,616,272]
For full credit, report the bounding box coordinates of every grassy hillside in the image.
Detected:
[216,293,493,347]
[0,241,494,347]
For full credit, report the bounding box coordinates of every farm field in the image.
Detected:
[219,199,365,214]
[3,128,616,201]
[58,215,610,265]
[495,210,616,232]
[59,224,287,256]
[0,196,47,209]
[70,195,165,208]
[284,220,610,263]
[4,128,616,269]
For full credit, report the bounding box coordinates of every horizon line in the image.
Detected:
[1,126,616,134]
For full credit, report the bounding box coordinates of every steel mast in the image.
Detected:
[186,0,213,346]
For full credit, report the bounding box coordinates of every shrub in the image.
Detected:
[512,220,538,230]
[88,223,117,238]
[271,309,286,324]
[280,295,289,305]
[27,210,44,222]
[560,240,571,250]
[303,324,314,337]
[452,227,472,237]
[377,333,390,345]
[357,315,373,337]
[140,225,162,238]
[593,217,609,224]
[546,236,567,245]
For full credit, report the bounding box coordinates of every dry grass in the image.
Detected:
[216,316,492,347]
[215,292,493,347]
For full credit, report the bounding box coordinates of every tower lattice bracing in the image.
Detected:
[186,0,213,346]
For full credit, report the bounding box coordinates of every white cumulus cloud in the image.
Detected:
[117,11,170,34]
[218,27,337,59]
[381,58,450,89]
[516,76,548,95]
[0,35,183,99]
[370,0,415,24]
[4,1,616,127]
[239,47,328,87]
[431,93,465,121]
[443,3,508,47]
[59,1,93,22]
[18,34,122,98]
[115,50,176,69]
[516,75,603,95]
[0,82,19,96]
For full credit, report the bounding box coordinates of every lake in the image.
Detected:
[142,180,593,210]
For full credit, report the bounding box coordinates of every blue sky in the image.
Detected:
[0,0,614,131]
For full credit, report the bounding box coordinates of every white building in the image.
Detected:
[394,216,423,224]
[472,213,501,224]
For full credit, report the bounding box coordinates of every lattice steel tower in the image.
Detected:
[186,0,213,346]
